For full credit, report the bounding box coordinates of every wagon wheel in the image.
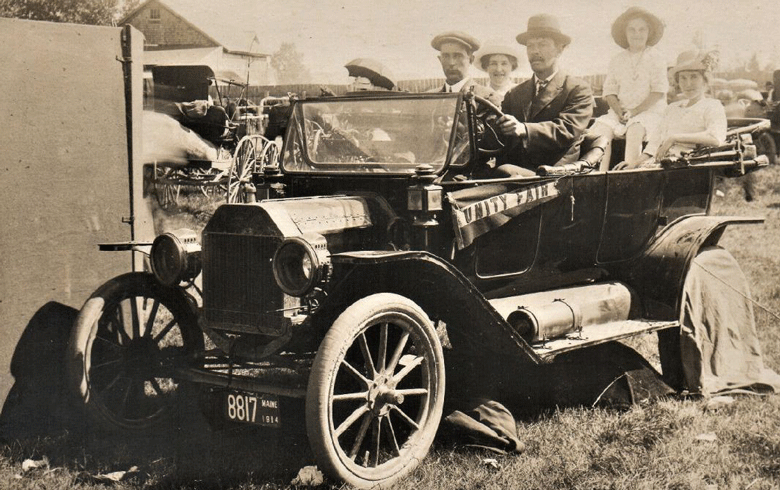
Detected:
[188,166,224,199]
[258,139,281,170]
[227,137,257,203]
[154,167,183,208]
[306,293,445,488]
[67,272,204,432]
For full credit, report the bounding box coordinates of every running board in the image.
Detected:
[175,366,307,398]
[531,319,679,360]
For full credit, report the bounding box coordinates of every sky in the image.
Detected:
[165,0,780,83]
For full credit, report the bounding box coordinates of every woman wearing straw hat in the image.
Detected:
[473,41,522,102]
[590,7,668,170]
[622,48,726,169]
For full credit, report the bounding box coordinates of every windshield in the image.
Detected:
[282,95,468,174]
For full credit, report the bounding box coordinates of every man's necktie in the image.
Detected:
[535,80,548,97]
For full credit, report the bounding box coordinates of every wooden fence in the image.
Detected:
[243,73,607,99]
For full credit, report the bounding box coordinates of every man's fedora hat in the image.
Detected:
[431,31,481,53]
[516,14,571,47]
[611,7,665,49]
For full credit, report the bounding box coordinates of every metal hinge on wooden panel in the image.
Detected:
[121,216,134,225]
[117,27,133,64]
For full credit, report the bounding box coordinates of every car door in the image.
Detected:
[461,173,607,282]
[597,168,665,263]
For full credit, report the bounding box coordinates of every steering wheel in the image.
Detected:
[473,95,509,156]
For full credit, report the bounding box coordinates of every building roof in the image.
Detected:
[121,0,269,57]
[141,46,223,66]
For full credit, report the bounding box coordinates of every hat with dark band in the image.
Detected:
[431,31,481,53]
[516,14,571,47]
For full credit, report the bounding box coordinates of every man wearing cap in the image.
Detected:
[430,31,499,104]
[496,14,594,176]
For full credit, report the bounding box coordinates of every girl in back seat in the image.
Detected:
[590,7,668,170]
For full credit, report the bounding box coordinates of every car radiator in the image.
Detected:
[202,231,297,335]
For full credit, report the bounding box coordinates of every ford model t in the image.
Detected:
[68,90,769,488]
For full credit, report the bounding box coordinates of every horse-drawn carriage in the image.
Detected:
[71,88,771,488]
[144,65,284,206]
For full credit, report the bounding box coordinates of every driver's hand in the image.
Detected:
[497,115,527,138]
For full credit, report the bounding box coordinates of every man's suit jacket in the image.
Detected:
[499,71,593,169]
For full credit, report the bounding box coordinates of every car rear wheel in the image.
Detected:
[67,272,204,433]
[756,132,777,165]
[306,293,445,488]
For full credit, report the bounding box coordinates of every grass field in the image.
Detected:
[3,166,780,489]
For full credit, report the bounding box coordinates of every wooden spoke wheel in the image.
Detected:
[227,137,257,203]
[67,273,204,432]
[186,166,225,199]
[258,139,281,169]
[154,167,183,208]
[306,293,445,488]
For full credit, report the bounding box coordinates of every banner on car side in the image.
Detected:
[448,181,560,249]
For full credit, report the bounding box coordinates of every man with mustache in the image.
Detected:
[430,31,499,104]
[496,14,594,176]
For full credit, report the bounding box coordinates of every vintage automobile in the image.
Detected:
[67,90,769,488]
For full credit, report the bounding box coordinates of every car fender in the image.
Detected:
[318,250,539,363]
[615,215,763,319]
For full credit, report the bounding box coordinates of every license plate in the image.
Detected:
[224,391,280,427]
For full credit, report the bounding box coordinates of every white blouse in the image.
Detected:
[644,97,728,157]
[602,47,668,114]
[490,82,517,100]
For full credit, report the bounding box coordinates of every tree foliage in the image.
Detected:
[271,42,312,84]
[746,52,762,73]
[118,0,141,19]
[0,0,121,26]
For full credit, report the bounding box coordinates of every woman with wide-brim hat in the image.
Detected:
[619,48,727,169]
[473,41,522,100]
[591,6,669,170]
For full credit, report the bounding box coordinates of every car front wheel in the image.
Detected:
[67,272,204,433]
[305,293,445,488]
